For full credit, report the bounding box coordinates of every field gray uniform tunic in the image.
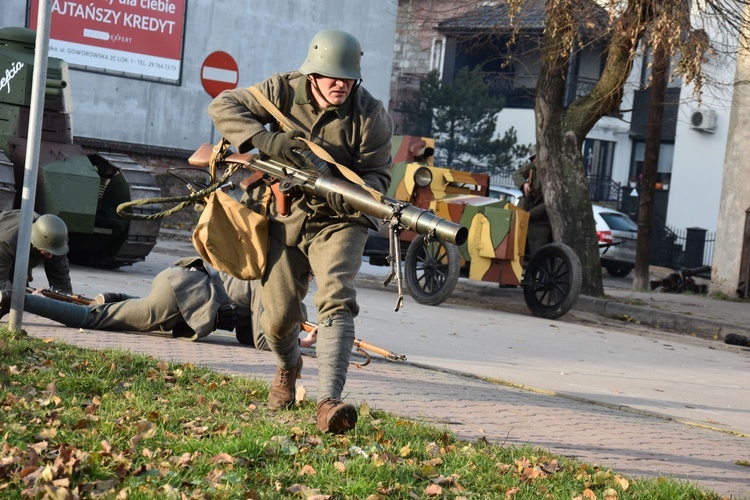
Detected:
[0,210,72,293]
[21,257,251,339]
[513,162,552,256]
[208,71,393,401]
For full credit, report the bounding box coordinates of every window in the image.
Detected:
[630,141,674,185]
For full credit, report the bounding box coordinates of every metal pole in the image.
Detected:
[8,0,53,329]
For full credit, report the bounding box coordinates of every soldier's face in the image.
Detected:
[309,75,354,107]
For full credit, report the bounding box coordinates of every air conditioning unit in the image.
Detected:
[690,109,717,133]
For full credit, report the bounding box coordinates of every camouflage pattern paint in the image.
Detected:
[385,136,531,286]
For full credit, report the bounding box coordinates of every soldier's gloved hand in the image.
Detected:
[326,192,360,218]
[252,131,314,171]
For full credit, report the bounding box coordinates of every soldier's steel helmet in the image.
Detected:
[299,30,362,80]
[529,145,538,159]
[31,214,69,256]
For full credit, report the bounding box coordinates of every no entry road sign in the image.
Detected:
[201,51,239,98]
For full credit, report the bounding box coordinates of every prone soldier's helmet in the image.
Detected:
[299,30,362,80]
[31,214,69,256]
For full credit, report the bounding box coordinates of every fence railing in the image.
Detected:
[650,219,715,271]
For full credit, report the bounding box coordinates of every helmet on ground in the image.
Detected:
[31,214,69,256]
[529,145,538,159]
[299,30,362,80]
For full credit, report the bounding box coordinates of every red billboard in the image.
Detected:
[28,0,187,83]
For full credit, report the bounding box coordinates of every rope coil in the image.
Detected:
[116,164,239,221]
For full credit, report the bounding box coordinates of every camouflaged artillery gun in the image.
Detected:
[0,27,161,267]
[363,135,582,319]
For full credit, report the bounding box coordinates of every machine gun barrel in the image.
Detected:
[313,174,467,246]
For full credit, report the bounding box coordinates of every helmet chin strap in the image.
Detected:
[309,76,360,108]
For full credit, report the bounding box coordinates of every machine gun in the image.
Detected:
[187,143,469,311]
[650,265,710,294]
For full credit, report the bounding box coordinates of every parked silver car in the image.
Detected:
[594,205,638,277]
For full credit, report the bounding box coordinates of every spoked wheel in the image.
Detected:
[404,235,461,306]
[522,242,582,319]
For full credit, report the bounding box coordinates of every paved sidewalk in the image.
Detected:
[20,320,750,499]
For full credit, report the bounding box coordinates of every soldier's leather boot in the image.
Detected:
[268,356,303,410]
[0,290,10,320]
[316,398,357,434]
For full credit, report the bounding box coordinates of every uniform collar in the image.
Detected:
[294,76,351,119]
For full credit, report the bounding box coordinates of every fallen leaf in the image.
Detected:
[210,453,234,464]
[299,464,316,476]
[424,484,442,496]
[603,487,618,499]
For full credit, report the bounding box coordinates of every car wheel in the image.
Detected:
[605,264,633,278]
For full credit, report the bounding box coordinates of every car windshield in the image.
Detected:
[600,212,638,232]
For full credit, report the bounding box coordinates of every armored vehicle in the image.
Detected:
[364,135,582,319]
[0,27,161,267]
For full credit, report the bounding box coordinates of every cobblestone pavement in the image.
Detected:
[22,319,750,499]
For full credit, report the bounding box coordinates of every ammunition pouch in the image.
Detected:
[215,303,237,331]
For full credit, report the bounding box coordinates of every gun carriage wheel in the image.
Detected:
[404,235,460,306]
[522,242,582,319]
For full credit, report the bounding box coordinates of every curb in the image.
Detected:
[574,295,746,340]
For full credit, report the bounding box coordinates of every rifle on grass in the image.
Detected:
[28,287,95,305]
[301,321,406,367]
[188,142,469,312]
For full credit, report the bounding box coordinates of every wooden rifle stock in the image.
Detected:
[29,287,95,306]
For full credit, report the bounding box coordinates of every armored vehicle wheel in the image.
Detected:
[404,235,460,306]
[522,242,582,319]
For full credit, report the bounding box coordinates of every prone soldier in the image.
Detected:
[0,256,287,345]
[0,210,73,294]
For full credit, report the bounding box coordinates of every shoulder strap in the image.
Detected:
[249,86,294,132]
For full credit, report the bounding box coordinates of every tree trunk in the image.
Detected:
[534,0,655,297]
[535,1,604,297]
[633,39,669,291]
